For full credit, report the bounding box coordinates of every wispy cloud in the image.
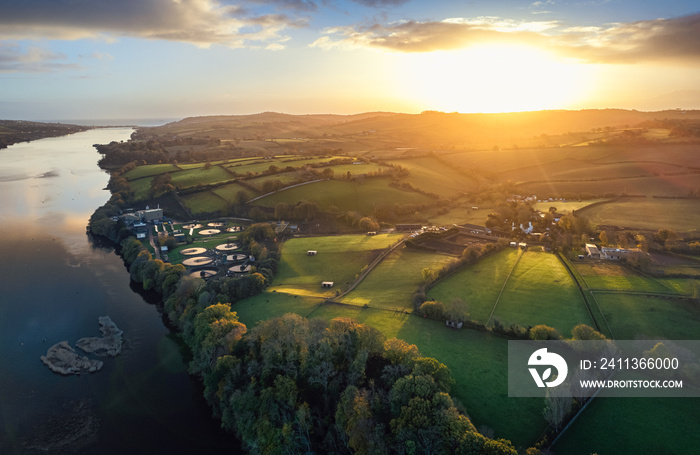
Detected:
[0,0,308,48]
[312,12,700,64]
[561,13,700,63]
[311,17,559,52]
[0,43,81,73]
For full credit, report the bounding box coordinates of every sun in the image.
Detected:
[393,44,595,113]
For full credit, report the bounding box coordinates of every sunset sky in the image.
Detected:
[1,0,699,121]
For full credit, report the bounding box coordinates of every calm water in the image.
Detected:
[0,129,239,454]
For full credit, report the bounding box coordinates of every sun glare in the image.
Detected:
[394,44,595,113]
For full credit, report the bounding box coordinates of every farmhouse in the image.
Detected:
[585,243,601,259]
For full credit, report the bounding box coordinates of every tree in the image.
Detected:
[358,216,379,231]
[543,388,572,432]
[571,324,606,341]
[530,325,560,340]
[599,230,608,246]
[294,200,319,222]
[234,190,249,206]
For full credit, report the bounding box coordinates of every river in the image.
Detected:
[0,129,240,454]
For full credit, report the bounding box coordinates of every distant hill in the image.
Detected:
[136,109,700,150]
[0,120,91,149]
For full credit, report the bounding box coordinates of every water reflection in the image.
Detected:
[0,129,238,454]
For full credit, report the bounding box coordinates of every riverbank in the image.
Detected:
[0,120,92,149]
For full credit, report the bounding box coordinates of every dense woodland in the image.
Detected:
[110,229,525,454]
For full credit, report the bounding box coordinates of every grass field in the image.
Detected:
[123,163,180,180]
[592,293,700,339]
[170,165,233,189]
[233,292,324,327]
[244,173,300,190]
[269,234,403,297]
[181,191,227,215]
[574,260,692,295]
[552,397,700,455]
[305,304,546,450]
[532,199,609,213]
[427,204,494,226]
[493,251,592,336]
[212,182,257,202]
[427,249,521,324]
[252,178,434,214]
[519,174,698,198]
[428,250,591,336]
[339,246,455,310]
[128,177,153,200]
[389,156,480,197]
[577,198,700,232]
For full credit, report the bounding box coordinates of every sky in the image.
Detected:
[1,0,699,121]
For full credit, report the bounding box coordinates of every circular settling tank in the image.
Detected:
[181,247,207,255]
[215,243,239,251]
[182,256,213,267]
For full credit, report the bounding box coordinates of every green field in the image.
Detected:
[553,397,700,455]
[592,293,700,339]
[428,250,591,336]
[233,292,324,327]
[518,175,699,198]
[123,163,180,180]
[305,304,546,450]
[494,251,592,336]
[212,182,257,202]
[170,165,233,189]
[575,260,691,294]
[269,234,403,297]
[339,246,455,310]
[577,198,700,232]
[532,199,609,213]
[389,156,480,197]
[128,177,153,200]
[427,249,521,324]
[181,191,227,215]
[252,178,434,214]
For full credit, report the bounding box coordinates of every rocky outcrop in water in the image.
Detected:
[40,341,103,375]
[41,316,123,375]
[76,316,123,356]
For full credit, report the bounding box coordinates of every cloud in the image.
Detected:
[312,12,700,64]
[0,43,81,72]
[0,0,308,48]
[312,17,558,53]
[560,13,700,63]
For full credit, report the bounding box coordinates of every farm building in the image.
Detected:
[137,208,163,222]
[307,250,317,256]
[601,247,643,260]
[585,244,601,258]
[321,281,334,288]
